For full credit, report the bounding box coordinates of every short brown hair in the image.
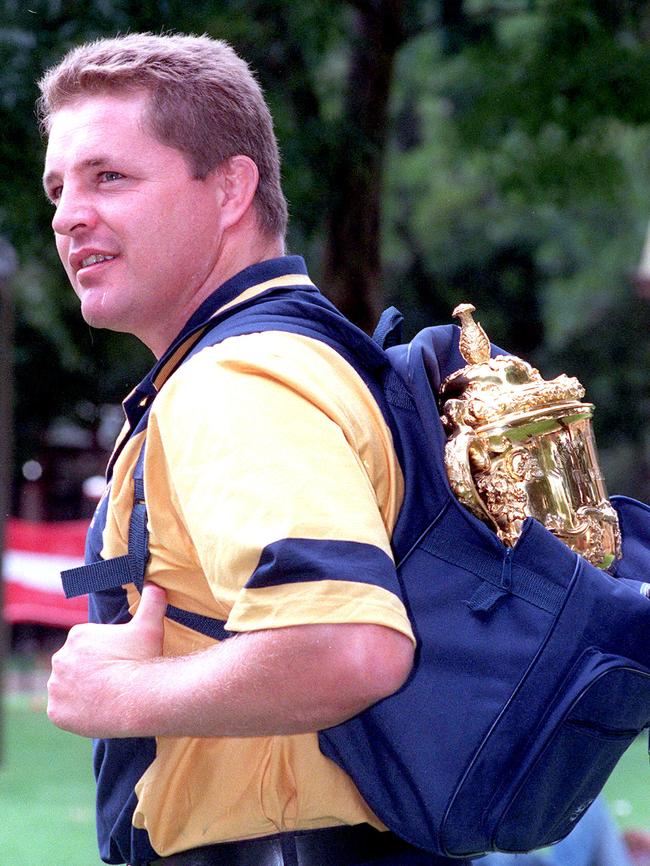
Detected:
[37,32,288,238]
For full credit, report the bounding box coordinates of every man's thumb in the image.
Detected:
[133,582,167,639]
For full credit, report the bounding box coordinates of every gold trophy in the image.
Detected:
[439,303,621,569]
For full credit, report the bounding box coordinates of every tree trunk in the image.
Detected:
[322,0,407,333]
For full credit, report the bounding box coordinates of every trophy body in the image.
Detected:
[440,305,621,570]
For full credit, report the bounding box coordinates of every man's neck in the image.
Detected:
[210,235,286,300]
[147,233,285,358]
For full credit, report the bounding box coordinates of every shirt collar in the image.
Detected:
[181,254,312,336]
[120,255,315,434]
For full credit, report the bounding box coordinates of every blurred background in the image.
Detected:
[1,0,650,863]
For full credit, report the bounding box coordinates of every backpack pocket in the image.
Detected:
[489,652,650,852]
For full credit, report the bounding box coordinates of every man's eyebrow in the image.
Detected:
[42,156,112,192]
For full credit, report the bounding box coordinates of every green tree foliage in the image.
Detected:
[2,0,650,499]
[383,0,650,494]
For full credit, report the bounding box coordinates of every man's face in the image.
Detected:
[43,92,225,354]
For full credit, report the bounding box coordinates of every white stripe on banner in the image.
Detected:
[4,550,83,593]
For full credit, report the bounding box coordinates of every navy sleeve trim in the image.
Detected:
[246,538,401,597]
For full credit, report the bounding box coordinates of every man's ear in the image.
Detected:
[214,155,259,230]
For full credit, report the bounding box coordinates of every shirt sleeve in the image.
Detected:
[148,331,414,643]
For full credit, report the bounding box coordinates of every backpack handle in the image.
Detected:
[372,306,404,349]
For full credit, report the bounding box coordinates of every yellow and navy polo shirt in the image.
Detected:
[87,256,414,865]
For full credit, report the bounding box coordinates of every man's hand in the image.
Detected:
[47,583,167,737]
[47,582,414,740]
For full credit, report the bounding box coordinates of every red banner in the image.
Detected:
[3,518,89,627]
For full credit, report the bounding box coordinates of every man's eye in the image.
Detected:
[100,171,123,183]
[48,187,62,204]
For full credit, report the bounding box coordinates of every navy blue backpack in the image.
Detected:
[63,287,650,858]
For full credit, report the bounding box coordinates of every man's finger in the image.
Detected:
[132,582,168,634]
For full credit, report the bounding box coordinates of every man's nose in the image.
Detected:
[51,187,97,236]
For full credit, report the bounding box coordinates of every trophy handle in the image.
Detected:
[444,430,502,535]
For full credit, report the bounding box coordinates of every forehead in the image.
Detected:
[43,92,170,178]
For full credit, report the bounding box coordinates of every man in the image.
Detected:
[41,32,454,866]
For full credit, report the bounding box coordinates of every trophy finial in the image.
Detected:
[452,302,491,365]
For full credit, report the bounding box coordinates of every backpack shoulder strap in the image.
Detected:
[59,288,392,640]
[61,444,149,598]
[61,439,231,639]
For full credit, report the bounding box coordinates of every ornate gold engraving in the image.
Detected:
[440,304,621,569]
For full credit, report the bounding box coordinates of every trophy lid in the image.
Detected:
[439,303,587,432]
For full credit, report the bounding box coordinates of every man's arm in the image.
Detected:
[47,583,415,739]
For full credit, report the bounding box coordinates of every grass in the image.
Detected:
[0,693,100,866]
[0,689,648,866]
[603,734,650,830]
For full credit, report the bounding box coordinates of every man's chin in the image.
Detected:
[79,299,122,333]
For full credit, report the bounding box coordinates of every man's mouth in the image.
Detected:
[80,253,116,269]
